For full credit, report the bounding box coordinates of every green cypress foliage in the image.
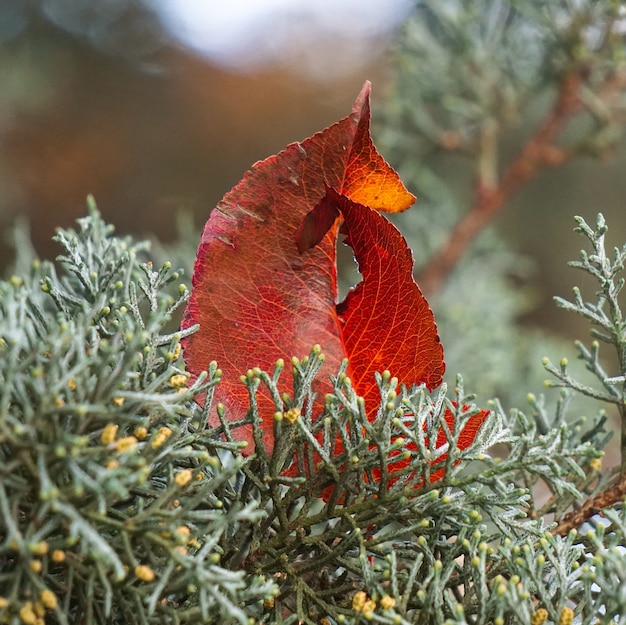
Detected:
[1,203,625,624]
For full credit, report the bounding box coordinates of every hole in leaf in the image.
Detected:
[336,233,362,302]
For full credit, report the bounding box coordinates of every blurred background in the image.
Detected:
[0,0,412,263]
[2,0,626,414]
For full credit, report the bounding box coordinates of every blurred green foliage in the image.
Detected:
[377,0,626,410]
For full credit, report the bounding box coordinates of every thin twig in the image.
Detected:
[553,473,626,536]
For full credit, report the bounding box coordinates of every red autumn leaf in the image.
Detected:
[294,190,486,494]
[181,81,483,471]
[297,187,444,412]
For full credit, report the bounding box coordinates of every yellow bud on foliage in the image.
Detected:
[380,595,396,610]
[51,550,65,563]
[134,426,148,440]
[101,423,118,445]
[175,470,193,487]
[169,374,188,388]
[116,436,138,453]
[362,599,377,614]
[352,591,367,612]
[175,526,191,542]
[559,607,574,625]
[134,564,155,582]
[152,427,173,448]
[19,603,37,625]
[284,408,301,424]
[589,457,602,472]
[40,590,57,610]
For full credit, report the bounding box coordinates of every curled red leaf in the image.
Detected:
[181,81,484,488]
[299,187,444,414]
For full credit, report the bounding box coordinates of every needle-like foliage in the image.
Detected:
[1,206,625,625]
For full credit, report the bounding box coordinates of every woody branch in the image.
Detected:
[416,71,585,296]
